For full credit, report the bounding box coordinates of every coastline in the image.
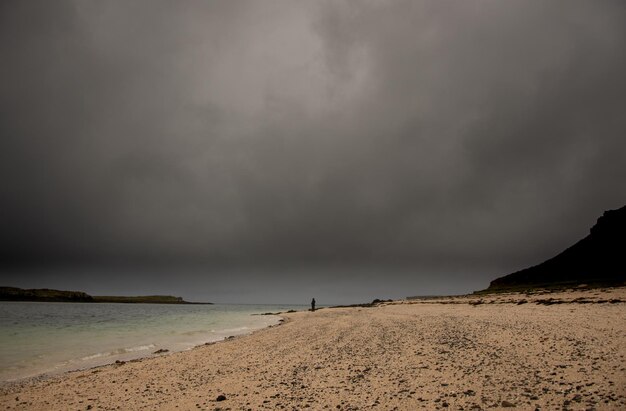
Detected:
[1,287,625,410]
[0,315,287,390]
[0,303,289,383]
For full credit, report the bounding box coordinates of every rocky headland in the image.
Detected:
[485,205,626,292]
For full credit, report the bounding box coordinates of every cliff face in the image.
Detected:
[487,205,626,291]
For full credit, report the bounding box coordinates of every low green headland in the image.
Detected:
[92,295,188,304]
[0,286,210,304]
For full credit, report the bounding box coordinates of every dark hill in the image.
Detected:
[0,286,94,302]
[0,286,211,304]
[485,205,626,292]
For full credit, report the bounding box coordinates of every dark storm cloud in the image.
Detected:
[1,0,626,296]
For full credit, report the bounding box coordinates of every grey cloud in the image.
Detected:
[1,0,625,300]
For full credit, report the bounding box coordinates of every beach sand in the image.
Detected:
[1,287,625,410]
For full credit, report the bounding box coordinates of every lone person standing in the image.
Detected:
[311,298,316,312]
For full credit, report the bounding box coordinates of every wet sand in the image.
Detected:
[1,287,625,410]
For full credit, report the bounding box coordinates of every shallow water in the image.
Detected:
[0,301,303,381]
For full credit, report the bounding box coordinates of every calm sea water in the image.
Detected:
[0,302,303,381]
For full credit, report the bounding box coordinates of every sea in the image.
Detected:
[0,301,303,382]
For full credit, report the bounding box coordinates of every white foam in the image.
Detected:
[80,344,155,361]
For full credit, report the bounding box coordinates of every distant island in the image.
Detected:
[0,287,211,304]
[481,205,626,293]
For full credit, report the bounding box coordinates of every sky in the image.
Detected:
[1,0,625,304]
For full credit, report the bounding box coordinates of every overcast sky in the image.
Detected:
[1,1,625,303]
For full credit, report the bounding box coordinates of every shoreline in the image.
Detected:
[0,315,288,390]
[0,304,287,384]
[2,287,625,410]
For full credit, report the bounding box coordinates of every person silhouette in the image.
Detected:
[311,298,316,312]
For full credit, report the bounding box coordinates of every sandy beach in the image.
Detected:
[1,287,625,410]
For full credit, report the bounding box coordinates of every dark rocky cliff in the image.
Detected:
[486,205,626,291]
